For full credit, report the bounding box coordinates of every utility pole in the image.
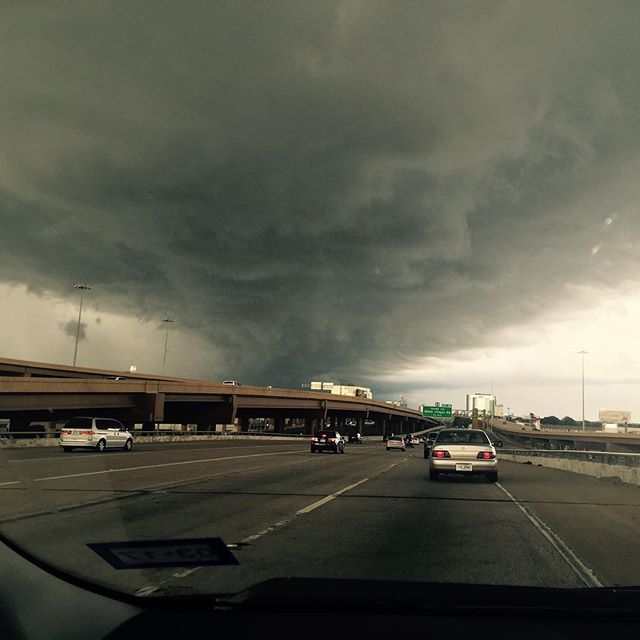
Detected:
[162,318,175,373]
[72,283,91,366]
[578,350,588,431]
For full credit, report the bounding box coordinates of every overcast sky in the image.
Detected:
[2,1,640,419]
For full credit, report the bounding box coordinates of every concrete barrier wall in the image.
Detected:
[500,453,640,486]
[0,433,395,449]
[0,433,309,449]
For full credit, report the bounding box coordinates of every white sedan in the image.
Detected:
[386,435,405,451]
[428,429,499,482]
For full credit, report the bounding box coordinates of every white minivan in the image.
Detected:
[59,416,134,453]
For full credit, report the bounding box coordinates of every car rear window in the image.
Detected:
[389,436,403,441]
[317,431,336,438]
[64,417,92,429]
[436,431,490,445]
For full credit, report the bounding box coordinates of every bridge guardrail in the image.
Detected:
[500,448,640,469]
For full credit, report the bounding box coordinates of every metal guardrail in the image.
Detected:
[501,448,640,469]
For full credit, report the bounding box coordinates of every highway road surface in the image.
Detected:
[2,439,640,595]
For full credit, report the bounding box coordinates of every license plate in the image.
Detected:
[319,439,326,443]
[456,463,472,472]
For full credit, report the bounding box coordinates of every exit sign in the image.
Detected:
[422,405,452,418]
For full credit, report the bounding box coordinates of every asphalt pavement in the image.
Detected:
[2,439,640,595]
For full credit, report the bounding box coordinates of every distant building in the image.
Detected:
[466,393,497,416]
[309,381,373,399]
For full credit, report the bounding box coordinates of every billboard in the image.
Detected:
[598,410,631,423]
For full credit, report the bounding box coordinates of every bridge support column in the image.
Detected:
[141,421,155,432]
[274,416,285,433]
[43,421,57,439]
[304,417,314,435]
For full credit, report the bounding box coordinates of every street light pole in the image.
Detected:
[72,283,91,367]
[162,318,175,373]
[578,350,588,431]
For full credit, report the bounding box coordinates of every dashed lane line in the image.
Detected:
[296,477,371,514]
[134,460,402,597]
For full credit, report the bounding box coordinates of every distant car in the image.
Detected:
[222,380,240,386]
[404,435,415,447]
[310,430,345,454]
[348,432,363,443]
[59,417,134,453]
[386,435,405,452]
[429,428,498,482]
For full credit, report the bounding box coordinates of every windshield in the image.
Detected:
[3,0,640,602]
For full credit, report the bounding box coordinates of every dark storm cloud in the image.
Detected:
[3,1,640,386]
[61,320,86,342]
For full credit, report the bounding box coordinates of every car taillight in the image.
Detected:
[329,438,337,443]
[433,450,450,458]
[61,430,71,436]
[80,431,94,436]
[310,437,318,442]
[477,451,495,459]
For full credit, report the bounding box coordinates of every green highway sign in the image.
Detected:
[422,405,452,418]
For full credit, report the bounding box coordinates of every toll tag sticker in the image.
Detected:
[87,537,239,569]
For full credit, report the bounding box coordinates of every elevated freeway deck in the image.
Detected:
[0,358,440,435]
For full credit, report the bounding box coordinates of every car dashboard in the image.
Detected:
[2,535,640,640]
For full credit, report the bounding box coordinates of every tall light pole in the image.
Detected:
[162,318,175,373]
[72,283,91,366]
[578,350,588,431]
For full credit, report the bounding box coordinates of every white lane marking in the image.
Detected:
[134,566,202,597]
[33,450,301,482]
[7,444,292,463]
[296,477,370,515]
[241,520,290,544]
[496,482,603,588]
[0,480,20,487]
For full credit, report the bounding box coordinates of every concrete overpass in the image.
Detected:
[492,419,640,453]
[0,357,440,436]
